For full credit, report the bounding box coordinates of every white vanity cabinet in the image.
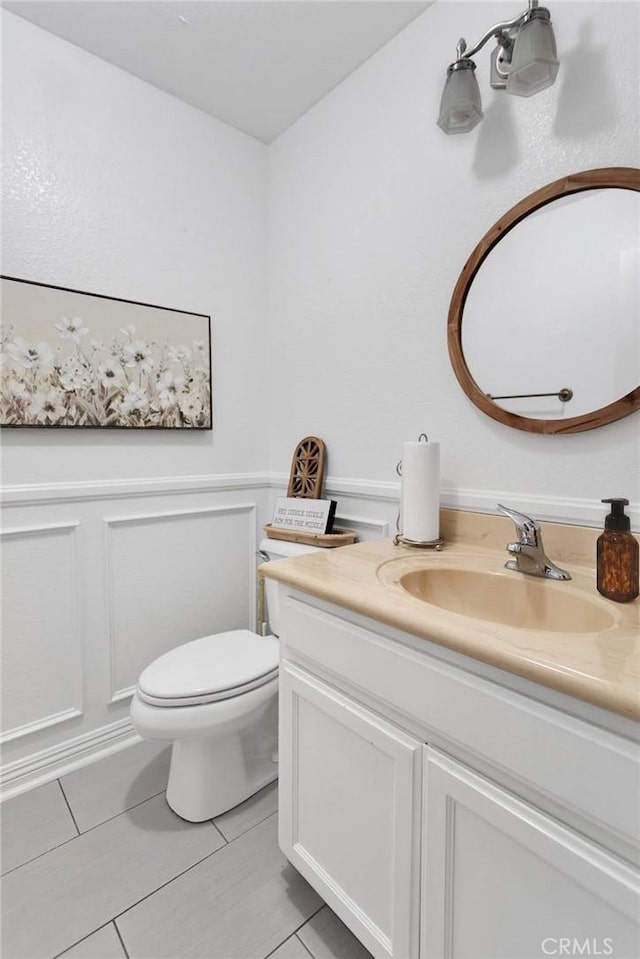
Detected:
[276,590,640,959]
[278,662,422,959]
[422,749,639,959]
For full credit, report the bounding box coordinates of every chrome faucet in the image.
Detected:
[496,504,571,581]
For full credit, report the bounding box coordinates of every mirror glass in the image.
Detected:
[463,190,639,420]
[448,169,640,434]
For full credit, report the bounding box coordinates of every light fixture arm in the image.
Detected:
[455,0,539,62]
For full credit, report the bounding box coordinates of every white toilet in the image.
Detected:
[129,537,319,822]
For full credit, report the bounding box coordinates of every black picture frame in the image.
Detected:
[0,275,213,430]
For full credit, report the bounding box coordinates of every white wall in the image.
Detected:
[0,11,273,794]
[1,10,268,485]
[266,1,640,522]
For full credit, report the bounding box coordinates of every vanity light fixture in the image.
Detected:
[437,0,559,135]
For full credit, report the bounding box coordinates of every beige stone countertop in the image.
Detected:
[261,510,640,721]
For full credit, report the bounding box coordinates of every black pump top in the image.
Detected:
[602,498,631,531]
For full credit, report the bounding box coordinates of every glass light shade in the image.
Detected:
[507,16,559,97]
[437,62,483,135]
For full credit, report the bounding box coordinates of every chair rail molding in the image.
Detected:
[1,471,271,507]
[3,471,630,528]
[269,473,637,529]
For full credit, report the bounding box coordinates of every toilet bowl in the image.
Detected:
[129,537,320,822]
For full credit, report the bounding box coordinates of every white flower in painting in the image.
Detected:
[179,394,203,420]
[158,370,184,392]
[90,339,105,352]
[120,383,148,414]
[59,359,91,392]
[55,316,88,342]
[168,344,191,363]
[97,361,125,389]
[6,379,29,400]
[28,390,66,424]
[120,324,137,338]
[123,340,155,374]
[154,371,184,410]
[7,338,55,371]
[155,390,177,410]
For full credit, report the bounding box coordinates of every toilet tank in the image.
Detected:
[258,537,323,637]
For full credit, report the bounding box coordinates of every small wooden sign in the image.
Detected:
[272,497,336,534]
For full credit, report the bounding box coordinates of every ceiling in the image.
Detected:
[3,1,432,142]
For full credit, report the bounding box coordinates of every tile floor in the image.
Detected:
[1,741,373,959]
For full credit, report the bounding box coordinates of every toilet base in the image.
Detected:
[166,735,277,822]
[130,674,279,822]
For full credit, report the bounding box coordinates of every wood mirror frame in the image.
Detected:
[447,167,640,434]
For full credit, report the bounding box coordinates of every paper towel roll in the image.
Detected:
[401,440,440,543]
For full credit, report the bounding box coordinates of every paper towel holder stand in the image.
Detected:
[393,534,445,549]
[394,433,445,550]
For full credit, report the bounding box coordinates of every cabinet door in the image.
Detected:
[422,748,640,959]
[279,662,422,959]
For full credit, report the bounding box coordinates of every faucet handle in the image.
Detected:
[496,503,540,546]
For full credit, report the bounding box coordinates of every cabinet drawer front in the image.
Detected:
[279,663,421,959]
[422,748,640,959]
[280,593,640,851]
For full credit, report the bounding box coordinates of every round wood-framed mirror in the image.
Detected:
[447,167,640,434]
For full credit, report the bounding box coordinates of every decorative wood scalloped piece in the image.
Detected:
[287,436,326,499]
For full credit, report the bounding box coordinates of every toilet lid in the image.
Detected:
[137,630,279,707]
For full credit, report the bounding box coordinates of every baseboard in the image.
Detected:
[0,718,141,801]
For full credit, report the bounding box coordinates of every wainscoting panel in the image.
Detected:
[1,477,270,798]
[105,504,257,702]
[0,523,82,744]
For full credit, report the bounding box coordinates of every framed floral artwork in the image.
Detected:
[0,276,212,429]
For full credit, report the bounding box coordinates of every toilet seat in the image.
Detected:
[136,630,279,708]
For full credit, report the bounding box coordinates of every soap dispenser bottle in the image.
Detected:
[597,498,639,603]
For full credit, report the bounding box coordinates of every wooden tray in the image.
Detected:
[264,525,357,548]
